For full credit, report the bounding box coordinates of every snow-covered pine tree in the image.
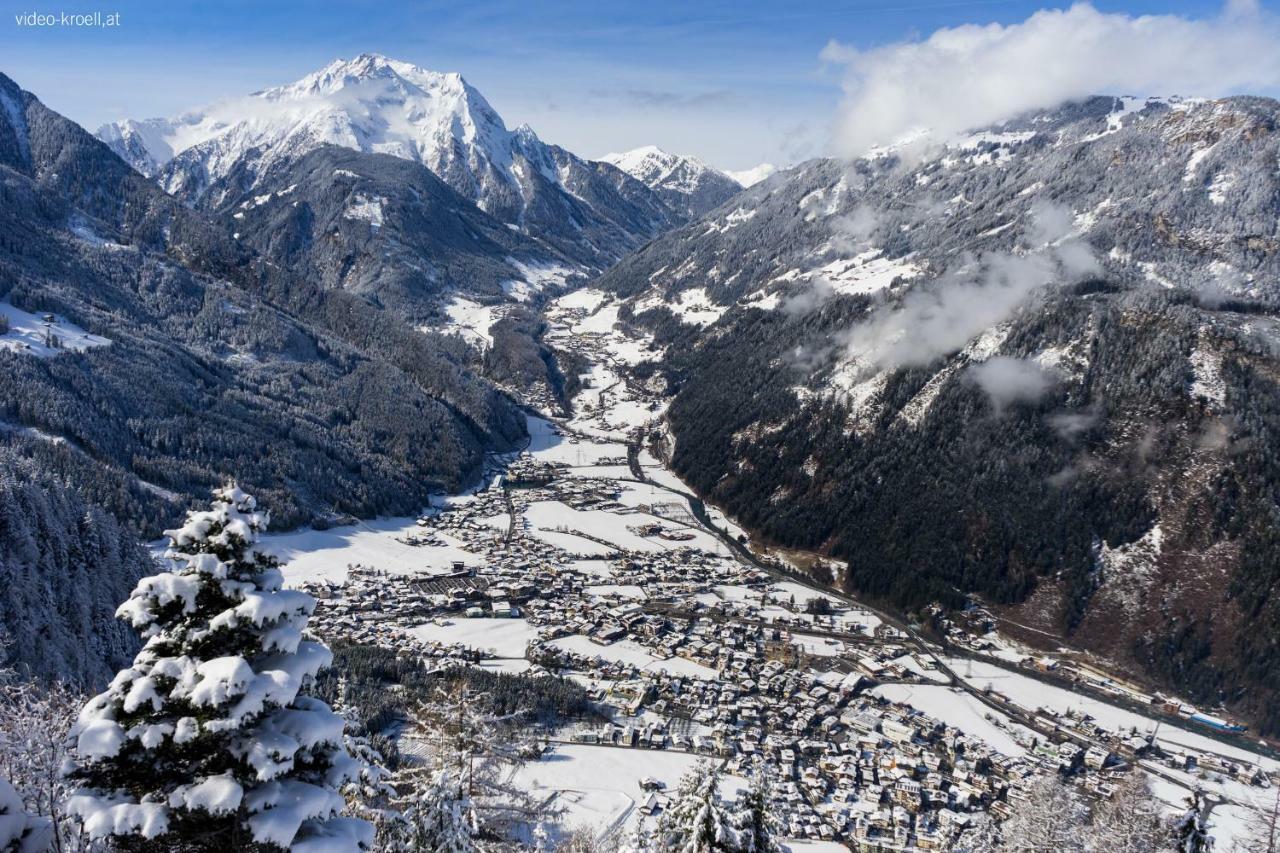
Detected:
[64,486,372,852]
[995,774,1088,853]
[377,682,541,851]
[1173,791,1213,853]
[376,765,476,853]
[0,777,52,853]
[620,819,658,853]
[1085,771,1170,853]
[653,762,745,853]
[732,774,778,853]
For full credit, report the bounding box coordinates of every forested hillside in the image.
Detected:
[0,72,526,528]
[597,96,1280,734]
[0,72,532,684]
[0,445,150,685]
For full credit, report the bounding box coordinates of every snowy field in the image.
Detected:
[408,618,540,659]
[948,657,1278,771]
[507,744,710,840]
[524,501,661,553]
[263,516,484,584]
[441,295,498,348]
[0,302,112,357]
[873,684,1031,757]
[524,415,630,466]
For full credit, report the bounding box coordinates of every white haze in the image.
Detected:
[969,356,1059,411]
[839,201,1100,372]
[840,252,1056,370]
[822,0,1280,157]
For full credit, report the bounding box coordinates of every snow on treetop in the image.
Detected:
[184,655,256,706]
[168,772,243,815]
[65,795,169,840]
[0,776,53,852]
[244,779,347,847]
[67,487,370,850]
[163,484,269,554]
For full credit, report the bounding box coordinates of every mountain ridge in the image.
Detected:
[601,144,743,218]
[98,53,684,269]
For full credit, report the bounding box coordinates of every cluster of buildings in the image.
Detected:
[289,384,1272,849]
[293,480,1045,846]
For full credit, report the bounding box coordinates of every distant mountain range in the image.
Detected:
[98,54,744,270]
[9,54,1280,741]
[602,145,743,219]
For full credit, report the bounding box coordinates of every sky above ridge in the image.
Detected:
[2,0,1277,170]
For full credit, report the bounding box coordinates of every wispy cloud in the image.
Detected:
[589,88,736,110]
[968,356,1058,411]
[822,0,1280,156]
[838,203,1100,372]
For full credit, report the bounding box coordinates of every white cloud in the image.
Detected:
[838,222,1099,372]
[822,1,1280,156]
[781,278,835,316]
[968,356,1058,411]
[841,252,1053,370]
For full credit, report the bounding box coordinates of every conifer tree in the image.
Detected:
[1086,771,1170,853]
[995,775,1087,853]
[1173,791,1213,853]
[64,486,372,852]
[733,774,779,853]
[653,762,744,853]
[377,682,540,851]
[377,765,476,853]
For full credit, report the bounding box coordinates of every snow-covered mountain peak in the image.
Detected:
[602,145,743,218]
[603,145,717,185]
[97,54,518,189]
[97,56,685,267]
[725,163,777,187]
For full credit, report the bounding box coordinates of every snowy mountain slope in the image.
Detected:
[0,70,525,530]
[211,144,573,318]
[212,144,582,405]
[602,145,742,218]
[98,54,680,268]
[595,95,1280,735]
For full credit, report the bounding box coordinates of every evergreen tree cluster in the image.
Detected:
[314,642,592,769]
[0,446,151,686]
[631,763,778,853]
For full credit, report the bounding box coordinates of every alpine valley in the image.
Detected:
[2,50,1280,852]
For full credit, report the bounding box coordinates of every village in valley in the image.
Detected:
[264,288,1277,851]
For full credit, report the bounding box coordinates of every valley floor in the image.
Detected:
[255,287,1276,850]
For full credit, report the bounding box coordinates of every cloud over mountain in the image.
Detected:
[822,1,1280,156]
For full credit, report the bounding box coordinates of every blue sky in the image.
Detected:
[0,0,1255,169]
